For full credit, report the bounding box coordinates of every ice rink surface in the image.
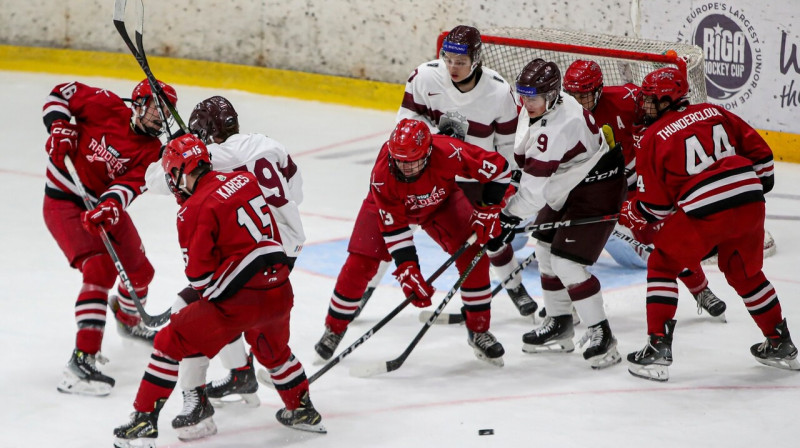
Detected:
[1,71,798,447]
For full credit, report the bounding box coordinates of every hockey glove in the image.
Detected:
[487,212,522,252]
[618,200,648,232]
[81,198,122,235]
[46,119,79,169]
[393,261,434,308]
[470,204,502,245]
[601,124,618,150]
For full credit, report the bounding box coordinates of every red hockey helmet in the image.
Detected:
[440,25,483,69]
[640,67,688,103]
[563,60,604,93]
[132,79,178,107]
[638,67,689,124]
[189,96,240,144]
[161,134,211,200]
[387,119,432,182]
[564,60,604,111]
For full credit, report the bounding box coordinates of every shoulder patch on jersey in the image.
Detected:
[427,62,440,68]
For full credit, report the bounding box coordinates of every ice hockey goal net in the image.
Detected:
[437,27,707,104]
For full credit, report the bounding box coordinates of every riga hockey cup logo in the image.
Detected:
[679,3,762,109]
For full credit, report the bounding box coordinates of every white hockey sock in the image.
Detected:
[179,356,210,390]
[571,292,607,327]
[218,336,248,370]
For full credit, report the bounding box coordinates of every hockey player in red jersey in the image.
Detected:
[563,60,727,320]
[113,135,324,448]
[490,59,627,369]
[382,25,538,318]
[144,96,306,440]
[314,119,512,366]
[42,79,177,396]
[621,67,799,381]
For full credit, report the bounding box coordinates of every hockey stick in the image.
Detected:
[611,229,653,254]
[349,245,487,378]
[113,0,187,135]
[305,234,478,384]
[513,213,620,234]
[418,249,538,325]
[65,156,170,327]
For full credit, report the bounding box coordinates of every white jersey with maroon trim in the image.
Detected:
[505,94,609,218]
[146,133,305,257]
[397,60,520,165]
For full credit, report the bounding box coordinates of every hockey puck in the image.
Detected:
[478,429,494,436]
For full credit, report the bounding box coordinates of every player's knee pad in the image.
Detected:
[126,259,155,291]
[80,254,117,289]
[336,253,381,295]
[550,255,591,287]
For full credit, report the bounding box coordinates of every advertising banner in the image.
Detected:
[640,1,799,135]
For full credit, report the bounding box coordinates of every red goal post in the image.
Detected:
[436,27,707,104]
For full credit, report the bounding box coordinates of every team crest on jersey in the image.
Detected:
[447,143,463,161]
[404,185,447,210]
[216,174,227,181]
[370,173,384,193]
[438,111,468,141]
[86,135,129,179]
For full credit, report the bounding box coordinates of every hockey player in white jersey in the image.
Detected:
[144,96,305,441]
[356,25,535,321]
[488,59,627,369]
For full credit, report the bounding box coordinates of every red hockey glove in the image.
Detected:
[470,204,502,245]
[81,199,122,235]
[618,200,648,232]
[393,261,434,308]
[46,119,79,169]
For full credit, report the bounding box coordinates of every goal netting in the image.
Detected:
[437,27,707,104]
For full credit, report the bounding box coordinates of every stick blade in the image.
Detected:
[418,311,464,325]
[113,0,127,22]
[349,362,389,378]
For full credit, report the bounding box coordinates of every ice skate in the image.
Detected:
[627,320,676,382]
[206,353,260,407]
[750,318,800,371]
[578,319,621,369]
[507,283,538,317]
[109,295,158,345]
[275,391,327,434]
[467,330,505,367]
[693,288,727,322]
[313,326,346,364]
[57,348,115,396]
[537,305,580,325]
[113,398,166,448]
[522,315,575,353]
[172,387,217,441]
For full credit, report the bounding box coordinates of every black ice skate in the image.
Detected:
[172,386,217,441]
[627,319,676,382]
[109,295,158,344]
[693,288,727,322]
[578,319,621,369]
[313,326,346,364]
[276,391,327,434]
[57,348,115,396]
[750,318,800,371]
[113,398,166,448]
[507,283,539,317]
[522,314,575,353]
[468,330,505,367]
[206,353,260,407]
[537,305,581,325]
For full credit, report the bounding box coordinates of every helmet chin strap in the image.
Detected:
[454,65,481,87]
